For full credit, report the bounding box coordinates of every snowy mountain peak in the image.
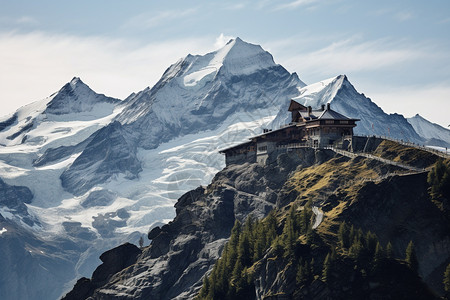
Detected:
[69,76,82,86]
[407,113,450,147]
[117,38,304,148]
[272,74,426,145]
[55,77,95,99]
[221,37,277,75]
[292,74,349,108]
[412,113,425,120]
[167,38,280,88]
[45,77,120,116]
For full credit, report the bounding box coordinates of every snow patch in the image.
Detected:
[292,75,344,108]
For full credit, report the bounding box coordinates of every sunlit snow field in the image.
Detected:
[0,103,275,239]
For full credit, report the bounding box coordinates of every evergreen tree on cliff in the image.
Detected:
[405,241,419,273]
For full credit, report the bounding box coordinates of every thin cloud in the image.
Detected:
[223,3,246,10]
[370,7,393,17]
[122,8,198,30]
[438,17,450,24]
[278,37,430,77]
[214,33,234,49]
[395,11,414,22]
[275,0,319,10]
[0,15,39,26]
[16,16,39,25]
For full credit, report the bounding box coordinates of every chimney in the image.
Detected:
[327,103,331,110]
[307,106,312,117]
[321,104,325,111]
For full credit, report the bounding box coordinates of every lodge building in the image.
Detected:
[220,100,359,165]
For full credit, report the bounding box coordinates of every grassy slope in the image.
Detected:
[199,141,449,299]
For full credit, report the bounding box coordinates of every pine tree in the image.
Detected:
[299,206,310,234]
[386,242,394,259]
[198,275,209,298]
[296,258,307,285]
[365,231,378,257]
[349,225,355,244]
[310,258,315,278]
[322,252,334,283]
[265,211,277,248]
[444,263,450,292]
[428,159,450,199]
[282,206,297,256]
[373,242,385,272]
[253,223,265,262]
[349,237,363,263]
[405,241,419,273]
[338,221,350,249]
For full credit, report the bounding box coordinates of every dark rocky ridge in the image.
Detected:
[60,121,141,196]
[0,178,35,226]
[0,113,17,132]
[45,77,120,115]
[63,144,450,299]
[33,135,93,167]
[63,148,331,299]
[62,243,141,300]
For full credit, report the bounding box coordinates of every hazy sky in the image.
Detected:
[1,0,449,127]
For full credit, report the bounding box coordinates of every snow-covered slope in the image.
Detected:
[407,114,450,148]
[0,78,126,299]
[60,38,304,195]
[272,75,427,144]
[117,37,304,148]
[0,77,122,148]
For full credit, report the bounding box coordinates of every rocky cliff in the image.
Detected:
[63,141,450,299]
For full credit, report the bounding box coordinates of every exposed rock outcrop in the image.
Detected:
[64,148,330,299]
[63,145,449,299]
[62,243,141,300]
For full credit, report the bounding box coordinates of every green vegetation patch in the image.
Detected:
[372,140,441,169]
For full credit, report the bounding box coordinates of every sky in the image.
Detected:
[0,0,449,127]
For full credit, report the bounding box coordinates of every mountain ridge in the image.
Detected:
[63,143,449,299]
[0,38,449,300]
[271,74,450,147]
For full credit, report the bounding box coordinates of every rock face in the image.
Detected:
[65,144,449,299]
[0,178,34,225]
[341,172,450,292]
[45,77,120,116]
[65,148,331,299]
[62,243,141,300]
[0,217,82,300]
[0,114,17,133]
[60,121,141,196]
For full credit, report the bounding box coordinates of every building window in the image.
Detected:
[258,146,267,152]
[325,120,334,124]
[340,120,349,124]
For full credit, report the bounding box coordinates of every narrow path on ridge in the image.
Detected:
[327,147,425,172]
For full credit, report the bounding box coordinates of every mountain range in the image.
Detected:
[0,37,449,299]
